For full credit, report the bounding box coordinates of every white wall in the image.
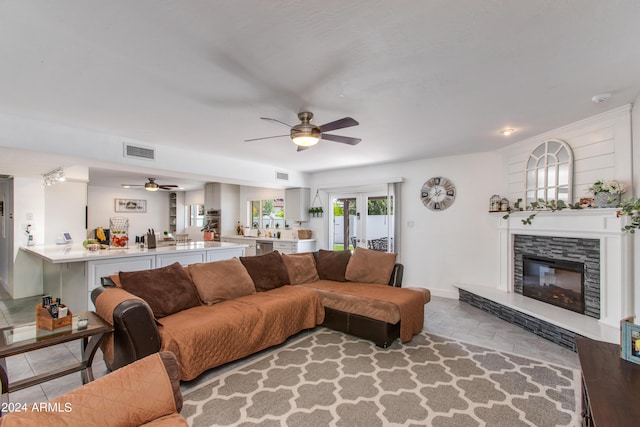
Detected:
[44,181,87,245]
[501,105,633,203]
[87,186,170,241]
[310,152,504,298]
[0,179,12,288]
[631,97,640,320]
[11,177,45,298]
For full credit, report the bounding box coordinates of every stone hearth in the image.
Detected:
[459,208,632,345]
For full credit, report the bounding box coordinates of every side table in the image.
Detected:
[0,311,113,400]
[576,337,640,426]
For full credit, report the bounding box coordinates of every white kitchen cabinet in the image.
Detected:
[157,251,206,267]
[221,237,256,256]
[87,256,156,310]
[284,188,310,222]
[206,246,246,261]
[273,240,316,254]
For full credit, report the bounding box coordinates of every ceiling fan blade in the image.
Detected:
[318,117,359,133]
[159,185,179,189]
[245,134,290,142]
[321,133,362,145]
[260,117,293,128]
[297,145,310,152]
[121,184,144,187]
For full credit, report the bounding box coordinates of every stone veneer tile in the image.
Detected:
[513,234,600,319]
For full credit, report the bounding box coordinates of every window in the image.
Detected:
[250,198,285,229]
[525,139,573,206]
[186,204,205,227]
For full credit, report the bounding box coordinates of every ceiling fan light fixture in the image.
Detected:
[292,134,320,146]
[144,180,160,191]
[501,128,515,136]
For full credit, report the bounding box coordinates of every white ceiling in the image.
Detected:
[1,1,639,188]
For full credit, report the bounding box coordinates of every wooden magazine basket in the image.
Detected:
[36,304,72,331]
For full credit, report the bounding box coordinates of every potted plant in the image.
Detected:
[308,207,324,217]
[588,180,627,208]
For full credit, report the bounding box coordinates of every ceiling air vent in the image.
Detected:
[123,143,155,160]
[275,171,289,181]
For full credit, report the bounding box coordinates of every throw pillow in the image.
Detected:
[316,249,351,282]
[240,251,290,291]
[281,252,319,285]
[345,247,397,285]
[188,258,256,305]
[119,262,200,318]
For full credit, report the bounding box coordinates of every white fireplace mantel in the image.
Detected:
[498,208,633,328]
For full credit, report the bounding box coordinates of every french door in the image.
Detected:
[329,189,395,253]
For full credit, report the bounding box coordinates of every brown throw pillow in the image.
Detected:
[188,258,256,305]
[281,252,319,285]
[119,262,200,318]
[345,247,397,285]
[316,249,352,282]
[240,251,290,291]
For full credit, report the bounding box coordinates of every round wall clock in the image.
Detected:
[421,176,456,211]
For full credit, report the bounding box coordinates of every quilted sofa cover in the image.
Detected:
[0,352,185,426]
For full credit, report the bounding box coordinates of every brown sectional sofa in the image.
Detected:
[92,248,430,381]
[0,352,186,426]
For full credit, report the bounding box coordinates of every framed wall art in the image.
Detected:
[621,316,640,365]
[114,198,147,213]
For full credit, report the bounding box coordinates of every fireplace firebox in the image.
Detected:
[522,255,585,314]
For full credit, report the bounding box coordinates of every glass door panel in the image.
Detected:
[329,188,395,253]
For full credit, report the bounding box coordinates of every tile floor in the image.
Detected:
[0,293,580,404]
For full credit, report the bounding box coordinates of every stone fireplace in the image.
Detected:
[458,208,632,347]
[513,235,599,318]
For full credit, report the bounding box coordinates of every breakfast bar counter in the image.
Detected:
[21,241,248,313]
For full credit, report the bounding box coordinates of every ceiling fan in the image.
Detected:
[245,111,361,151]
[121,178,179,192]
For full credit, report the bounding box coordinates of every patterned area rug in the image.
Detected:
[182,328,581,426]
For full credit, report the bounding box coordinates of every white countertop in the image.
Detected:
[21,241,248,263]
[222,235,316,243]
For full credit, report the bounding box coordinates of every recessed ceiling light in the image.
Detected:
[501,128,515,136]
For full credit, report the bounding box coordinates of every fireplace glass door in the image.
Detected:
[522,256,585,314]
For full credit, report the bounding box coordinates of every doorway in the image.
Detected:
[330,188,395,253]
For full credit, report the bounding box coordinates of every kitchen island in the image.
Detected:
[21,241,247,313]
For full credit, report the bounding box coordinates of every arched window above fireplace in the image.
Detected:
[525,139,573,206]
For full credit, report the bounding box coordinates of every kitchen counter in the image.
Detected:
[20,241,247,313]
[21,241,247,263]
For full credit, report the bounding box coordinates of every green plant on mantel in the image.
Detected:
[502,199,580,225]
[618,198,640,233]
[502,197,640,233]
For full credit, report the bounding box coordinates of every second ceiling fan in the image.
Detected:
[121,178,179,192]
[245,111,361,151]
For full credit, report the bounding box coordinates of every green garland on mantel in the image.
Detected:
[618,198,640,233]
[502,198,640,233]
